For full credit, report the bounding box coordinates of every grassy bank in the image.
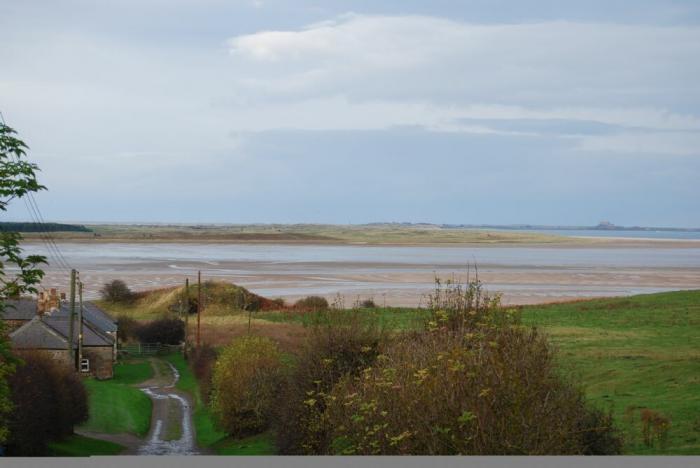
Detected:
[78,359,153,436]
[522,290,700,454]
[48,434,125,456]
[162,353,275,454]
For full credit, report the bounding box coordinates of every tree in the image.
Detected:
[100,279,134,303]
[0,122,47,444]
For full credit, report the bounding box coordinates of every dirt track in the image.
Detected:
[78,357,204,456]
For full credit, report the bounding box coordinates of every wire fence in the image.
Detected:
[118,342,183,357]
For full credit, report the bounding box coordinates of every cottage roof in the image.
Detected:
[9,317,67,349]
[1,299,37,320]
[10,315,113,350]
[53,302,117,334]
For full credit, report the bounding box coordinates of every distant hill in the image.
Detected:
[0,222,92,233]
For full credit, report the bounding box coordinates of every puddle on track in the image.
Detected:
[138,362,198,455]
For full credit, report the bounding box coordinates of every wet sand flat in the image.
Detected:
[25,240,700,306]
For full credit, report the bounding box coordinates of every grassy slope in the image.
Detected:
[48,434,125,457]
[522,290,700,454]
[79,360,153,436]
[163,353,275,455]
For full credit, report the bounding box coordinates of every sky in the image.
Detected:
[1,0,699,227]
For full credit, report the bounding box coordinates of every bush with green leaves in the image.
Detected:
[211,336,283,437]
[274,310,386,454]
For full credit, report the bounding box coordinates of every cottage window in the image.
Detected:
[80,358,90,373]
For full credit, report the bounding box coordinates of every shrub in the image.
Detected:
[274,310,386,454]
[316,277,622,455]
[189,343,218,404]
[135,317,185,344]
[100,279,134,304]
[210,336,283,437]
[116,315,139,343]
[6,352,89,455]
[359,298,376,308]
[640,409,671,449]
[425,276,514,332]
[322,326,621,455]
[294,296,329,311]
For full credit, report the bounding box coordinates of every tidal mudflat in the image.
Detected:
[28,240,700,306]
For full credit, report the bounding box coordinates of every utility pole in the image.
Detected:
[68,269,77,368]
[197,271,201,349]
[184,278,189,359]
[78,280,84,370]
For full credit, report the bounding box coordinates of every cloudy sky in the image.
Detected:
[2,0,699,226]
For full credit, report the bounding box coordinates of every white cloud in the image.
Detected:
[576,132,700,155]
[223,14,700,153]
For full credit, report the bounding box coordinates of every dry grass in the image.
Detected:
[193,319,307,354]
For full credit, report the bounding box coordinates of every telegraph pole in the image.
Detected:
[68,269,77,368]
[184,278,190,359]
[78,280,84,370]
[197,271,201,349]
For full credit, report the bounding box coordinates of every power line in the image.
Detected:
[21,195,72,273]
[25,192,73,270]
[1,110,73,274]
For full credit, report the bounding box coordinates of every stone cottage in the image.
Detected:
[2,289,118,379]
[9,313,115,379]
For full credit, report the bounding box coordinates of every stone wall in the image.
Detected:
[82,346,114,380]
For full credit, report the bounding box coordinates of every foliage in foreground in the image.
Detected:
[6,352,89,455]
[269,278,621,454]
[273,310,386,454]
[0,123,47,444]
[325,328,621,454]
[211,336,283,437]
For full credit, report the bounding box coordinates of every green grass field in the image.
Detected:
[211,432,276,455]
[522,290,700,454]
[78,359,153,437]
[47,434,125,457]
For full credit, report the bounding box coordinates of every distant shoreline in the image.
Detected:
[23,237,700,249]
[13,223,700,248]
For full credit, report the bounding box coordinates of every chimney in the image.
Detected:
[46,288,61,313]
[37,291,46,315]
